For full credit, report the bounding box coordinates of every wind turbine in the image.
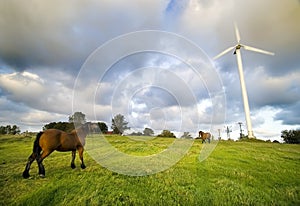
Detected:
[213,23,274,138]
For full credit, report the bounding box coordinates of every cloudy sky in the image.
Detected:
[0,0,299,140]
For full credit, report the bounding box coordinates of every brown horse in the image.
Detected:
[198,131,211,144]
[23,123,89,178]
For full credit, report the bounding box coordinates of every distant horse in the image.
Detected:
[198,131,211,144]
[23,123,89,178]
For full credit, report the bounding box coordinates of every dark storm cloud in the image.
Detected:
[0,1,92,72]
[247,69,300,108]
[0,97,28,114]
[0,0,164,73]
[275,102,300,125]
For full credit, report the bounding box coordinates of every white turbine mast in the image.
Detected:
[213,23,274,138]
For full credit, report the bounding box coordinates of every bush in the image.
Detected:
[157,130,176,138]
[43,122,74,132]
[281,129,300,144]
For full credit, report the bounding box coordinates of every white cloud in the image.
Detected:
[0,71,45,102]
[0,70,74,115]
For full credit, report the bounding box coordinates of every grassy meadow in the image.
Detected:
[1,134,299,205]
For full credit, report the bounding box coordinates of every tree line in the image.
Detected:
[43,121,108,134]
[1,111,299,144]
[0,125,21,135]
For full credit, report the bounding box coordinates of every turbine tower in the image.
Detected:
[213,23,274,138]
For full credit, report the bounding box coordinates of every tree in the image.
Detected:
[157,130,176,138]
[0,126,6,134]
[98,122,108,133]
[281,129,300,144]
[5,125,11,134]
[11,125,21,135]
[143,128,154,136]
[111,114,130,135]
[43,122,57,130]
[69,112,86,125]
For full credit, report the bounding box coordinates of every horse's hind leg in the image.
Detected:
[71,150,76,169]
[37,160,45,178]
[77,146,86,169]
[22,153,36,178]
[37,149,53,177]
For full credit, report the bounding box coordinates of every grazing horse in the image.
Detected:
[198,131,211,144]
[23,123,89,178]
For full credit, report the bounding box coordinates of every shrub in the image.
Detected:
[281,129,300,144]
[157,130,176,138]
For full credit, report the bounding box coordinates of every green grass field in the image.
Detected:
[1,134,299,205]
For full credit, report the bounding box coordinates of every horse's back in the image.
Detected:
[199,131,211,139]
[39,129,64,149]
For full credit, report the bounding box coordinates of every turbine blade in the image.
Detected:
[234,22,241,43]
[242,45,275,56]
[213,46,235,60]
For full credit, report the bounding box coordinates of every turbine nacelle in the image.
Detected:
[233,44,242,55]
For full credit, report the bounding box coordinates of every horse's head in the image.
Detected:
[199,131,203,137]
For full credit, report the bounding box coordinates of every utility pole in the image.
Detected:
[225,126,232,139]
[238,122,243,139]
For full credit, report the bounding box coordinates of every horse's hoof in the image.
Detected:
[71,164,76,169]
[23,171,30,179]
[81,164,86,169]
[39,174,45,178]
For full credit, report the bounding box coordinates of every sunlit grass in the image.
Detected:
[104,135,172,155]
[1,135,299,205]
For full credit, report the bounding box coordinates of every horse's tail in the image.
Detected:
[33,132,43,157]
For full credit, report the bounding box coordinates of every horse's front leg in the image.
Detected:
[71,150,76,169]
[77,146,86,169]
